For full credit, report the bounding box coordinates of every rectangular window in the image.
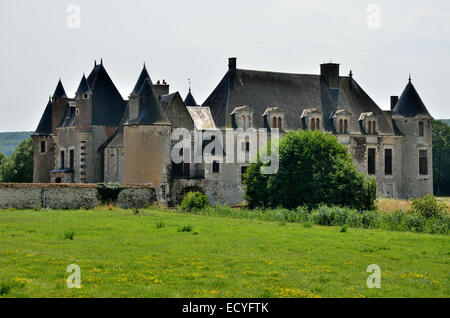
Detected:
[418,121,424,137]
[69,149,74,170]
[40,141,46,153]
[60,150,65,169]
[368,148,376,175]
[212,161,220,173]
[241,166,248,184]
[384,149,392,175]
[419,150,428,175]
[161,185,167,201]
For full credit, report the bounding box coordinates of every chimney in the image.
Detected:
[154,80,169,97]
[390,96,398,110]
[228,57,237,70]
[320,63,340,88]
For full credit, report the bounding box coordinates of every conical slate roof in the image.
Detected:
[75,74,91,95]
[393,80,431,117]
[33,99,53,136]
[85,61,126,126]
[52,79,67,98]
[131,64,152,95]
[184,90,198,106]
[126,79,170,126]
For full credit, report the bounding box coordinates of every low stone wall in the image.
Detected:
[0,183,156,210]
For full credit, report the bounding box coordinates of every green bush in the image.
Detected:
[97,183,124,203]
[64,230,75,240]
[244,130,376,211]
[410,194,446,219]
[181,192,209,212]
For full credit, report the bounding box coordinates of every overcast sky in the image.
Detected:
[0,0,449,132]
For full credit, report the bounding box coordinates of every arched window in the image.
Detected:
[277,117,282,130]
[310,118,315,131]
[272,117,277,128]
[248,115,251,128]
[316,118,320,130]
[372,121,376,134]
[344,119,348,133]
[339,119,343,133]
[368,121,372,134]
[242,115,246,130]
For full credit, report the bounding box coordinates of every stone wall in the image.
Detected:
[0,183,156,209]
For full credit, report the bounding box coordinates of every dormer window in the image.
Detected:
[263,107,285,131]
[332,109,351,134]
[231,106,254,130]
[359,112,377,135]
[301,108,321,131]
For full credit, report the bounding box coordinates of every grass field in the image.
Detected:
[0,207,448,298]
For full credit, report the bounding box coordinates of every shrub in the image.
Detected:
[340,226,348,233]
[181,192,209,212]
[64,230,75,240]
[0,279,12,296]
[178,225,193,232]
[403,213,426,232]
[156,222,165,229]
[97,183,124,203]
[410,194,446,219]
[244,130,376,211]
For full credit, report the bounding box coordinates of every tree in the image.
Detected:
[432,120,450,196]
[243,130,376,210]
[0,138,34,183]
[0,152,5,180]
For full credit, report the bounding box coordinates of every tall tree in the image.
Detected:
[0,138,34,183]
[433,120,450,196]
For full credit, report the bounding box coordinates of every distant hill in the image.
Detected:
[439,119,450,126]
[0,131,33,156]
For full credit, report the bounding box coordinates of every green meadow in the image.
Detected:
[0,207,448,298]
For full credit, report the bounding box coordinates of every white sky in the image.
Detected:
[0,0,449,132]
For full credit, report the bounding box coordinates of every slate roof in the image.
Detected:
[202,67,397,135]
[184,90,198,106]
[52,79,67,98]
[393,80,431,118]
[86,62,126,126]
[131,64,152,95]
[75,74,91,95]
[32,99,53,136]
[160,92,194,129]
[124,79,170,126]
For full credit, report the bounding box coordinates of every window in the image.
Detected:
[368,121,372,134]
[418,121,424,137]
[384,149,392,175]
[69,149,74,170]
[338,119,343,133]
[372,121,376,134]
[248,115,251,128]
[60,150,65,169]
[161,185,167,201]
[344,119,348,133]
[368,148,376,175]
[76,108,79,116]
[40,141,46,153]
[316,118,320,130]
[83,94,88,99]
[419,150,428,175]
[278,117,282,130]
[272,117,277,128]
[212,161,220,173]
[310,118,315,130]
[241,166,248,184]
[242,115,246,129]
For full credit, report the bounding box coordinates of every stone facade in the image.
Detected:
[32,58,433,206]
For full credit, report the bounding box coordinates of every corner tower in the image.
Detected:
[393,77,433,198]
